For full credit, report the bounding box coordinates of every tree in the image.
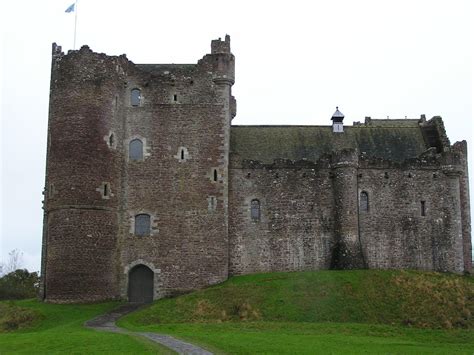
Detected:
[0,269,40,300]
[0,249,23,277]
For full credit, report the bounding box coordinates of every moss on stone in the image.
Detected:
[230,124,427,164]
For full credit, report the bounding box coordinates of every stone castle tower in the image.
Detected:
[41,37,471,303]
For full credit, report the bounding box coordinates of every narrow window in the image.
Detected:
[109,133,114,147]
[251,199,260,221]
[129,139,143,160]
[131,89,141,106]
[208,196,217,211]
[421,201,426,216]
[181,149,185,160]
[173,94,178,102]
[360,191,369,212]
[213,169,218,182]
[103,183,109,197]
[135,214,151,236]
[49,184,55,198]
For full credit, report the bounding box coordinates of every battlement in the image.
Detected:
[211,34,231,54]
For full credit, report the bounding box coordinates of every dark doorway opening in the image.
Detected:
[128,264,154,303]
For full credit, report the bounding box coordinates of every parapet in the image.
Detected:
[52,43,63,57]
[211,34,231,54]
[419,116,450,153]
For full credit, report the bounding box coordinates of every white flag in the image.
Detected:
[65,3,75,13]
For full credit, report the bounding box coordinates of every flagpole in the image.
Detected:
[73,0,78,49]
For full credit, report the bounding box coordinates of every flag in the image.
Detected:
[65,3,75,13]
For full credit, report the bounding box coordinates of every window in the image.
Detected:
[109,133,114,147]
[421,201,426,216]
[131,89,141,106]
[208,196,217,211]
[173,94,178,102]
[103,183,109,198]
[176,147,190,162]
[135,214,151,236]
[360,191,369,212]
[213,169,218,182]
[251,199,260,221]
[48,183,55,198]
[129,139,143,160]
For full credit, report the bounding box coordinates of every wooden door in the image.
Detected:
[128,265,154,303]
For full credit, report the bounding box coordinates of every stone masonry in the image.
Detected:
[40,36,471,303]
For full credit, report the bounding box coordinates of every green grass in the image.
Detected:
[0,299,171,354]
[122,270,474,328]
[118,270,474,354]
[1,270,473,354]
[119,322,474,354]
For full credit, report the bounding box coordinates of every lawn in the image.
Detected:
[0,299,171,354]
[118,321,474,354]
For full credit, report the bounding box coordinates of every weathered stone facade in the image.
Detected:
[41,37,471,303]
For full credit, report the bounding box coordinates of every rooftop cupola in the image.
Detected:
[331,106,345,133]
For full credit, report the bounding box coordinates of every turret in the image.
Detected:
[330,149,366,269]
[331,106,344,133]
[41,44,127,302]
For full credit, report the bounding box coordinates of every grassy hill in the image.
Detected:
[118,270,474,354]
[122,270,473,329]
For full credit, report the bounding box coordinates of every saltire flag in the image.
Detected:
[65,3,75,13]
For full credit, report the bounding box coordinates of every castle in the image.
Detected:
[40,36,471,303]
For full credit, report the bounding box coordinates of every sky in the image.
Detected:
[0,0,473,272]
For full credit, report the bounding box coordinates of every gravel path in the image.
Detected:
[85,303,213,355]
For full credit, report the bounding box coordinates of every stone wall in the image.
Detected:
[229,147,469,275]
[117,39,234,298]
[229,159,335,275]
[42,38,236,302]
[42,44,127,302]
[358,164,464,273]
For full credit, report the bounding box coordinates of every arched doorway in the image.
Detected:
[128,264,154,303]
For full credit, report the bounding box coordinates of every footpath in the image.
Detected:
[85,303,213,355]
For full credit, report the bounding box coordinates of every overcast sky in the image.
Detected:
[1,0,472,271]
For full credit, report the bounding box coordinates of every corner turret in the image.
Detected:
[211,34,231,54]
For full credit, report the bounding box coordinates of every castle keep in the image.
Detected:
[41,36,471,303]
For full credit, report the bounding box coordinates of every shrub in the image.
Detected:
[0,269,40,300]
[392,272,474,329]
[0,302,43,332]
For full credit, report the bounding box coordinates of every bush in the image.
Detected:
[392,272,474,329]
[0,302,43,332]
[0,269,40,300]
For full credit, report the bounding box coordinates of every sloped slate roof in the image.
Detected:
[331,107,345,119]
[230,122,428,164]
